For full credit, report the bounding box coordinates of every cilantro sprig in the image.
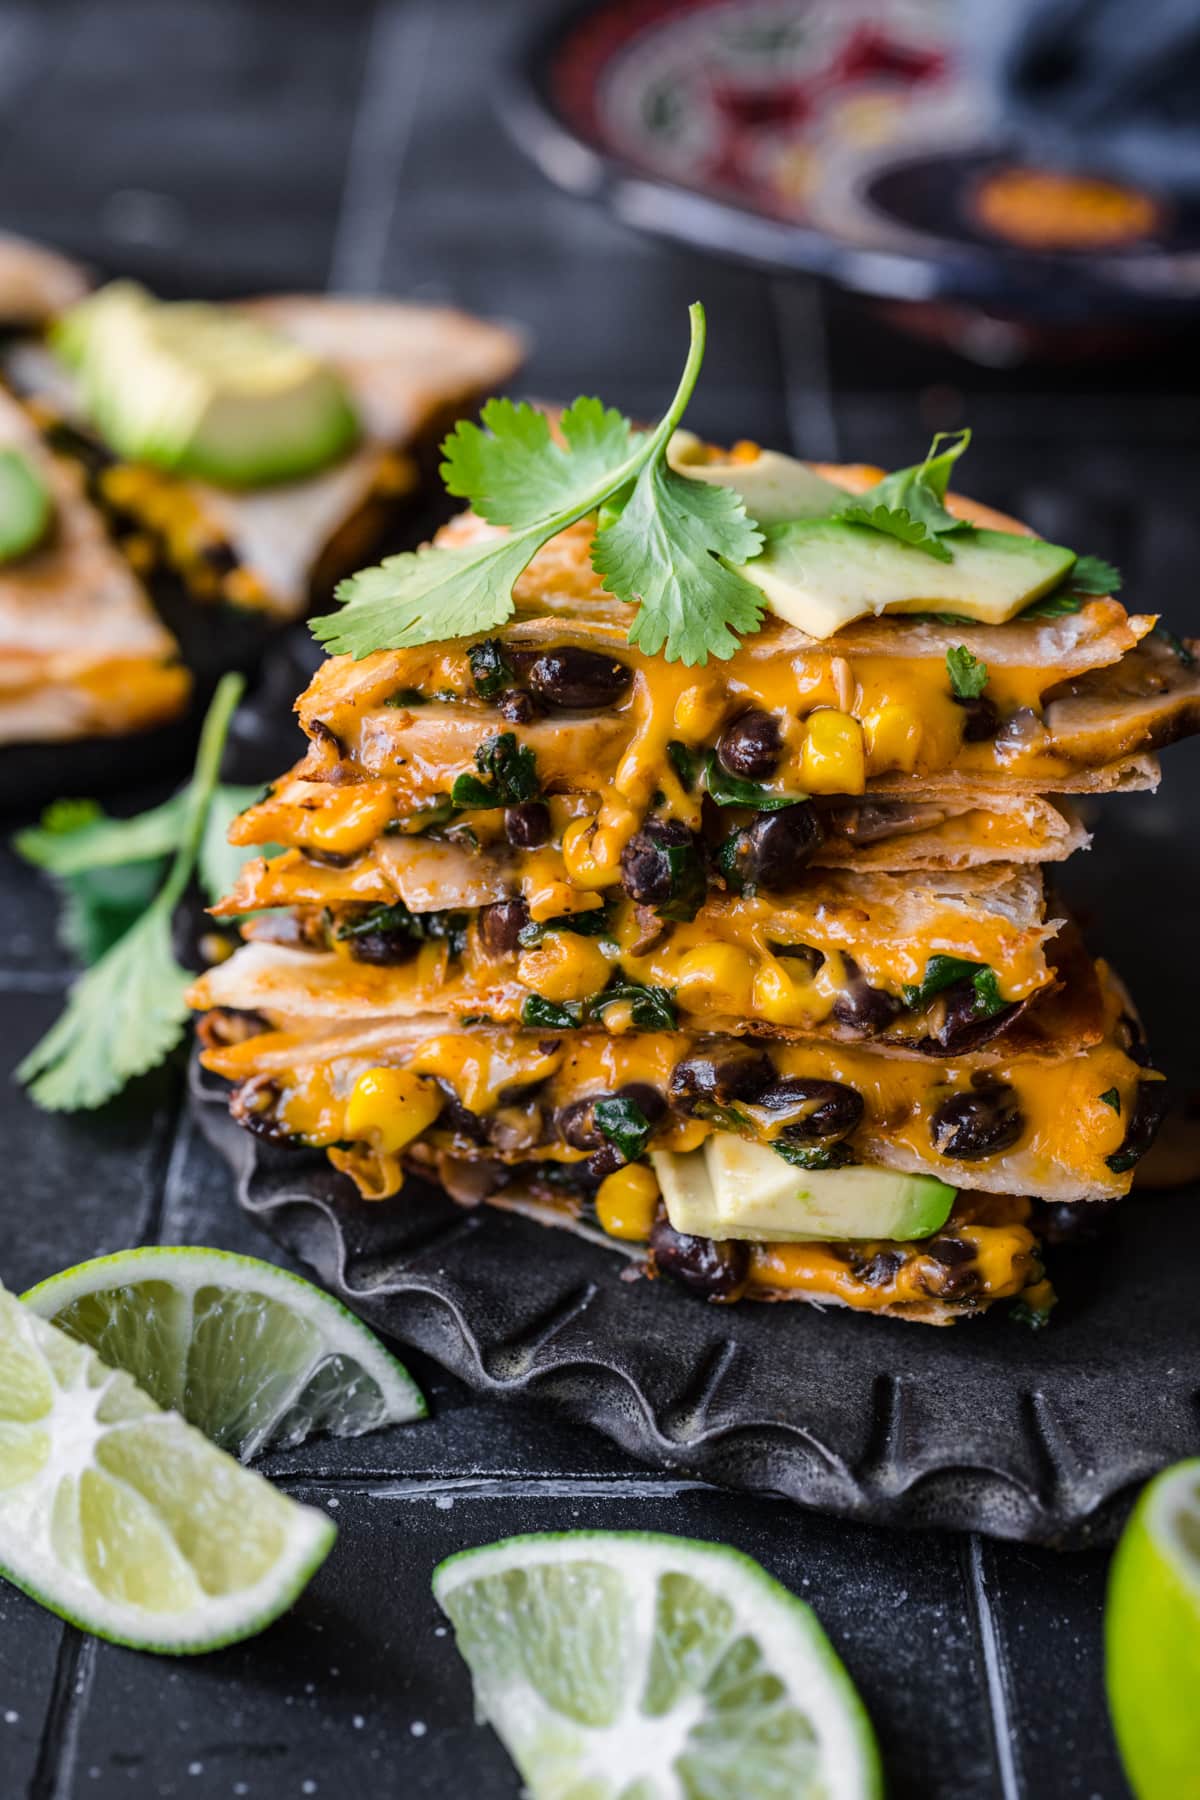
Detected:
[15,675,251,1110]
[314,303,764,667]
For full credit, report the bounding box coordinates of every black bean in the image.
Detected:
[505,801,550,848]
[920,1237,981,1299]
[620,818,704,913]
[478,899,530,957]
[556,1098,606,1152]
[1029,1198,1120,1248]
[859,1249,904,1287]
[498,689,541,725]
[743,804,824,892]
[1106,1081,1169,1173]
[669,1044,775,1112]
[930,1083,1025,1160]
[233,1078,298,1146]
[586,1143,626,1180]
[717,709,781,779]
[650,1217,749,1301]
[616,1081,667,1123]
[432,1081,489,1144]
[955,694,999,742]
[755,1077,864,1142]
[346,929,422,967]
[925,979,1019,1054]
[832,964,901,1036]
[528,646,631,709]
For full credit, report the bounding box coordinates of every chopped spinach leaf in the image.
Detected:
[336,901,469,959]
[593,1095,653,1161]
[667,739,697,791]
[1009,1298,1054,1329]
[384,688,427,708]
[450,732,539,808]
[517,906,610,948]
[903,955,1008,1020]
[521,995,583,1030]
[1099,1087,1121,1114]
[1152,624,1195,667]
[702,751,805,811]
[591,980,678,1031]
[772,1140,855,1171]
[467,638,516,700]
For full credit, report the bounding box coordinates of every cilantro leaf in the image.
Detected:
[592,1095,653,1162]
[198,784,275,908]
[1019,590,1082,621]
[946,644,989,699]
[593,455,763,664]
[1066,554,1121,596]
[315,303,768,668]
[318,534,536,659]
[16,904,192,1111]
[837,502,954,563]
[16,674,243,1110]
[14,791,188,876]
[59,862,166,966]
[442,396,638,529]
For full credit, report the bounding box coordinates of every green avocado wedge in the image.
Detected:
[652,1136,956,1243]
[0,448,52,562]
[740,516,1076,638]
[54,281,359,488]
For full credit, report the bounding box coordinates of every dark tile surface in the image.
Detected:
[5,0,1198,1793]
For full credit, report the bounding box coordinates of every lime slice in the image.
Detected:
[22,1246,425,1462]
[433,1530,881,1799]
[0,1286,334,1653]
[1106,1458,1200,1799]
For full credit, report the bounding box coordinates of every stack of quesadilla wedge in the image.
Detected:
[191,431,1195,1325]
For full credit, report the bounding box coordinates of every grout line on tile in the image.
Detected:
[327,0,433,294]
[278,1473,720,1503]
[964,1534,1023,1800]
[28,1630,95,1800]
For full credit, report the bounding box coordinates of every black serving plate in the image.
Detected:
[193,1052,1200,1548]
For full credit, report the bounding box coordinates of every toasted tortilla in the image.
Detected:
[0,389,187,744]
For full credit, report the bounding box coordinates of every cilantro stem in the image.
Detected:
[160,671,244,914]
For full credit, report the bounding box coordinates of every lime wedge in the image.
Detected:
[0,1286,334,1653]
[1106,1458,1200,1799]
[433,1530,881,1799]
[22,1246,425,1461]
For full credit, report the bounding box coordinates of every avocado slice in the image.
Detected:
[651,1137,956,1243]
[739,517,1076,639]
[0,448,52,562]
[53,282,359,488]
[668,430,847,524]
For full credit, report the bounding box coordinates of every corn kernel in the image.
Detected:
[562,817,623,890]
[518,932,612,1003]
[344,1066,443,1155]
[800,708,866,794]
[595,1164,661,1242]
[863,703,923,775]
[672,680,727,741]
[752,959,815,1027]
[675,943,755,1015]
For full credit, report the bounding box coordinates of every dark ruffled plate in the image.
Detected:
[192,1053,1200,1547]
